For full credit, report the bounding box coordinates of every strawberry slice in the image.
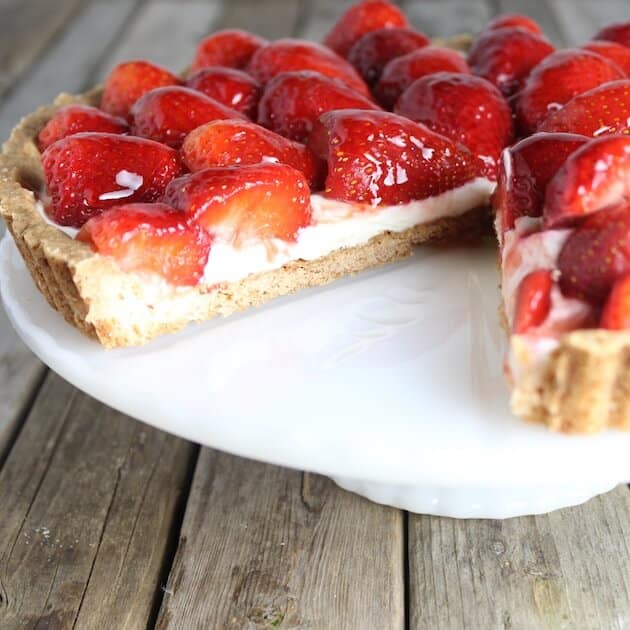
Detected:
[394,72,513,179]
[37,105,127,151]
[257,71,379,143]
[582,41,630,75]
[308,109,482,206]
[514,49,624,134]
[600,274,630,330]
[130,86,246,148]
[593,22,630,48]
[42,133,184,228]
[101,60,181,119]
[512,269,553,334]
[191,29,267,71]
[164,163,312,243]
[323,0,409,58]
[483,13,544,35]
[186,67,261,119]
[77,203,211,286]
[374,46,471,109]
[181,120,325,189]
[544,135,630,228]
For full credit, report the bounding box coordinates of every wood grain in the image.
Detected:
[214,0,304,40]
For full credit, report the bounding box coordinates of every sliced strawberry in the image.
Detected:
[181,119,325,189]
[594,22,630,48]
[186,67,261,119]
[600,273,630,329]
[394,72,513,179]
[101,60,181,119]
[544,135,630,228]
[130,86,246,148]
[42,133,184,228]
[37,105,128,151]
[468,28,555,97]
[582,41,630,75]
[483,13,544,36]
[323,0,409,58]
[164,163,311,243]
[374,46,471,109]
[512,269,553,333]
[191,29,267,71]
[308,109,482,206]
[257,71,379,143]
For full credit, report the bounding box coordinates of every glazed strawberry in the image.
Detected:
[42,133,184,227]
[257,71,379,143]
[544,135,630,228]
[558,205,630,302]
[582,41,630,75]
[538,80,630,137]
[246,39,369,96]
[600,274,630,330]
[308,109,482,206]
[468,28,555,97]
[186,67,261,118]
[191,29,267,71]
[130,86,246,148]
[101,60,181,119]
[347,28,430,86]
[77,203,211,286]
[181,120,324,189]
[323,0,409,58]
[593,22,630,48]
[374,46,471,109]
[483,13,543,35]
[164,163,311,243]
[394,72,513,179]
[37,105,127,151]
[512,269,553,334]
[515,49,624,134]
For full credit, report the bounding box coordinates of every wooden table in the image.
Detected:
[1,1,630,628]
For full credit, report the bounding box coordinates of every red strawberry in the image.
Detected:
[323,0,409,58]
[582,41,630,75]
[130,86,246,148]
[164,164,311,243]
[186,67,261,119]
[181,120,324,189]
[558,205,630,302]
[101,60,181,119]
[538,80,630,137]
[600,273,630,329]
[191,29,267,71]
[77,203,211,286]
[483,14,544,36]
[544,135,630,228]
[37,105,127,151]
[347,28,430,86]
[374,46,471,109]
[308,109,482,206]
[246,39,369,96]
[257,71,379,143]
[468,28,555,97]
[42,133,184,227]
[394,72,513,179]
[515,49,624,134]
[594,22,630,48]
[512,269,553,333]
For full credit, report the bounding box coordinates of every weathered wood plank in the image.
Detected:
[403,0,491,39]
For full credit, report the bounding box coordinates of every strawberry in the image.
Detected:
[181,120,325,189]
[582,41,630,75]
[37,105,127,151]
[191,29,267,71]
[514,49,624,134]
[593,22,630,48]
[257,71,379,143]
[483,13,544,36]
[544,135,630,228]
[246,39,369,96]
[130,86,246,148]
[308,109,482,206]
[512,269,553,333]
[323,0,409,58]
[558,205,630,303]
[77,203,211,286]
[600,274,630,329]
[186,67,261,119]
[468,28,555,97]
[347,28,430,86]
[164,163,311,243]
[101,60,181,119]
[394,72,513,179]
[42,133,184,228]
[538,80,630,137]
[374,46,471,109]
